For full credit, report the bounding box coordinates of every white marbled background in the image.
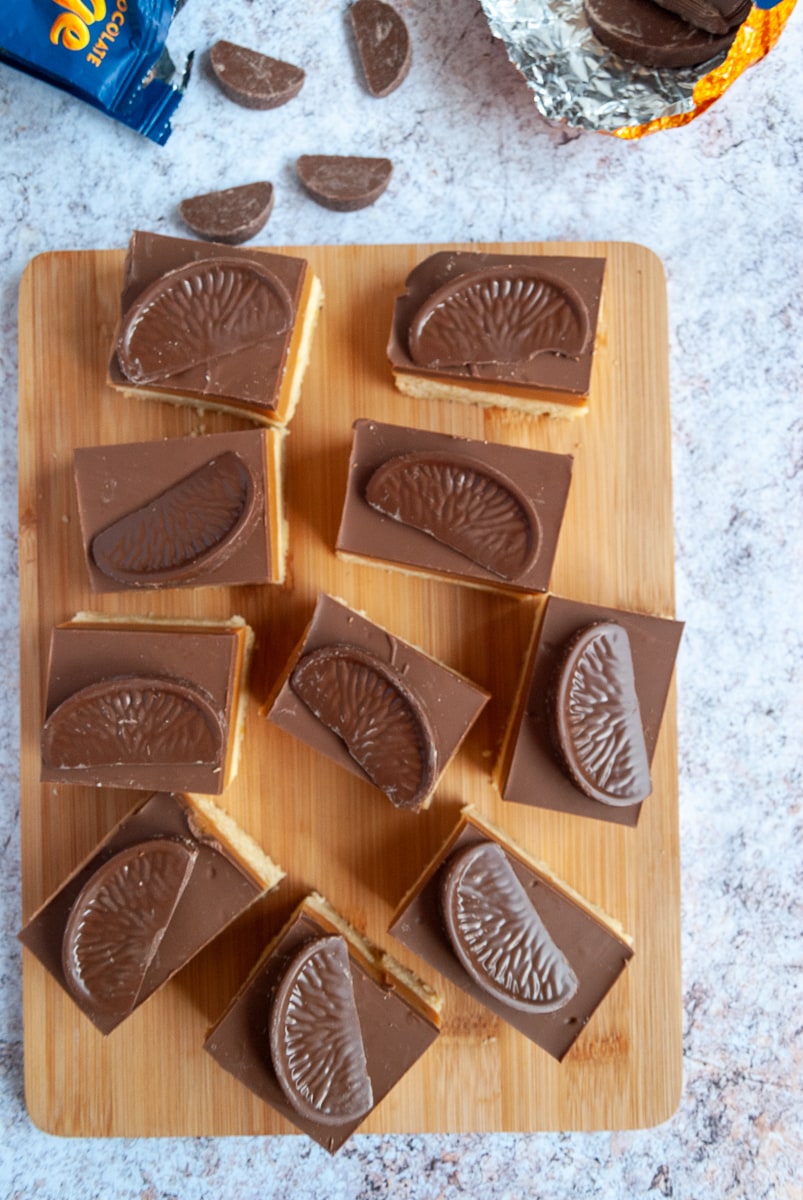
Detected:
[0,1,801,1197]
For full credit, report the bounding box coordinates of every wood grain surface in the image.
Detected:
[18,241,681,1137]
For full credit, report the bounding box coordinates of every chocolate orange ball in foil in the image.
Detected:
[479,0,796,137]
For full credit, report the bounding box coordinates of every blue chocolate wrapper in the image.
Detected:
[0,0,190,145]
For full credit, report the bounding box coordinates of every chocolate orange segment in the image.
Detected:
[296,155,392,212]
[62,839,198,1018]
[408,265,590,371]
[179,182,275,245]
[365,451,541,580]
[552,622,651,806]
[290,644,436,810]
[116,257,293,385]
[441,841,578,1013]
[91,451,259,586]
[269,935,373,1125]
[349,0,412,97]
[209,41,305,109]
[41,676,225,769]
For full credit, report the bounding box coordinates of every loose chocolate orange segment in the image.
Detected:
[41,676,225,770]
[91,451,259,587]
[296,154,393,212]
[209,40,305,109]
[179,182,275,245]
[62,839,198,1018]
[365,450,542,580]
[116,257,293,385]
[269,935,373,1125]
[408,265,590,372]
[552,621,651,807]
[349,0,412,97]
[440,841,579,1013]
[290,644,436,810]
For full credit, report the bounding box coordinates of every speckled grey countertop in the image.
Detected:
[1,2,801,1197]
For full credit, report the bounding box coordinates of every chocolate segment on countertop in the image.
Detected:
[389,816,633,1061]
[296,154,392,211]
[337,419,572,594]
[499,595,683,827]
[209,40,305,108]
[551,622,652,808]
[652,0,751,35]
[583,0,739,67]
[349,0,412,97]
[19,792,267,1036]
[388,252,605,399]
[204,907,440,1153]
[179,182,275,245]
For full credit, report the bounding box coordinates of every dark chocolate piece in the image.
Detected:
[290,644,437,812]
[498,595,682,826]
[62,839,198,1019]
[336,419,572,594]
[296,154,392,211]
[269,936,373,1125]
[551,622,651,807]
[349,0,412,97]
[179,182,275,245]
[365,450,542,580]
[90,451,259,587]
[209,40,305,109]
[389,812,633,1061]
[19,792,280,1035]
[652,0,750,35]
[440,841,579,1013]
[116,257,293,386]
[408,265,590,370]
[583,0,738,67]
[41,675,225,772]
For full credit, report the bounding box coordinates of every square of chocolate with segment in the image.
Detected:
[204,892,441,1153]
[18,791,284,1036]
[41,615,253,795]
[387,251,606,418]
[107,230,323,425]
[73,428,287,592]
[336,418,573,594]
[388,807,633,1061]
[496,594,683,826]
[263,593,490,812]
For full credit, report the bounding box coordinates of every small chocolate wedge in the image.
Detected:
[179,182,274,245]
[296,154,392,211]
[210,40,305,109]
[349,0,412,97]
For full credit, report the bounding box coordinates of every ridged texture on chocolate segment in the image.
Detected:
[365,451,541,580]
[41,676,225,769]
[91,452,259,586]
[296,155,392,212]
[269,936,373,1125]
[583,0,739,68]
[179,182,275,245]
[440,841,579,1013]
[209,40,305,109]
[408,266,590,371]
[652,0,751,35]
[290,644,436,810]
[116,258,293,385]
[552,622,651,806]
[349,0,412,97]
[62,840,198,1017]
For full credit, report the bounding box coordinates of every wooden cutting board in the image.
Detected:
[18,241,681,1137]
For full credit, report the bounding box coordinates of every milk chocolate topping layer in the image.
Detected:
[41,676,225,770]
[61,839,198,1018]
[290,644,437,811]
[365,451,542,580]
[440,841,579,1014]
[408,265,590,371]
[349,0,412,97]
[296,155,393,211]
[116,258,293,385]
[551,622,651,807]
[269,935,374,1125]
[583,0,738,68]
[179,182,275,245]
[209,40,305,109]
[91,452,259,587]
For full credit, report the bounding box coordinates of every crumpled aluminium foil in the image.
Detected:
[479,0,729,133]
